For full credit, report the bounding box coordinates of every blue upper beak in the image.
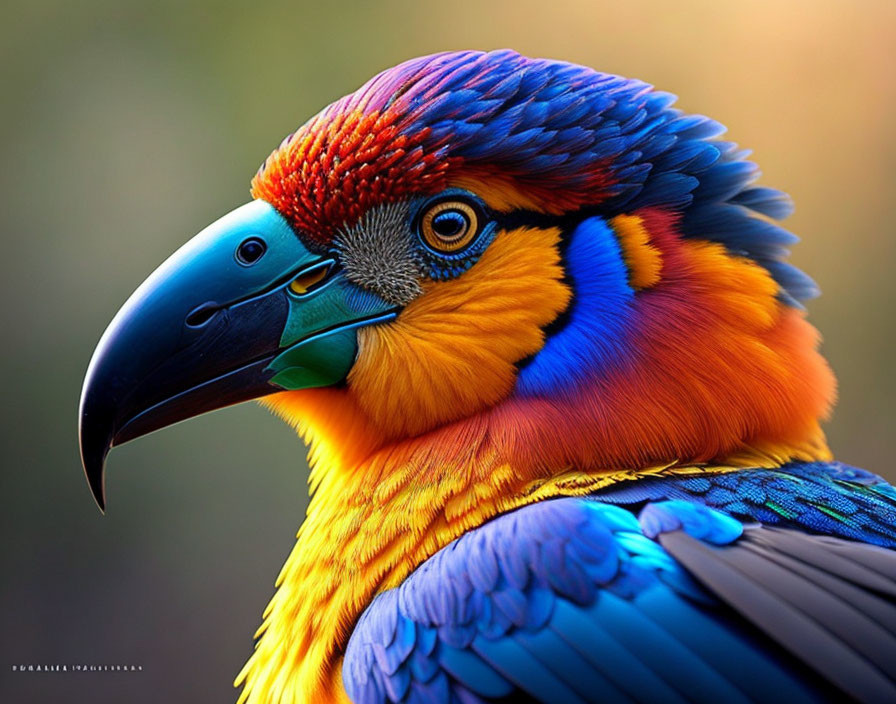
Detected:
[78,200,396,511]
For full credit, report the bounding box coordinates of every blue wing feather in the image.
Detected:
[344,463,896,703]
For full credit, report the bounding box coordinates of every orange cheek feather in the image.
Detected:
[347,226,571,439]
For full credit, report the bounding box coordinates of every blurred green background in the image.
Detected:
[2,0,894,701]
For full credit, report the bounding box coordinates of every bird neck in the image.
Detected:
[236,377,829,703]
[501,208,837,470]
[234,416,782,703]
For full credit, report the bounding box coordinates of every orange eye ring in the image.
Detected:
[420,200,479,252]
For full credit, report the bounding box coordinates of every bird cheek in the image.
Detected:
[345,226,571,438]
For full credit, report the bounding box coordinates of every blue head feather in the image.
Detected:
[349,50,816,304]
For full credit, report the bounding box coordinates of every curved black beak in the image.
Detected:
[79,200,396,511]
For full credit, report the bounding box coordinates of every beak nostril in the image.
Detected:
[185,302,220,328]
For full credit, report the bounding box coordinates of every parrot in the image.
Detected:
[78,50,896,704]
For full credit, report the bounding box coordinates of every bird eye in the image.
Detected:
[419,200,480,252]
[236,237,266,265]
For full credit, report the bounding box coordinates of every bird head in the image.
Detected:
[79,50,835,511]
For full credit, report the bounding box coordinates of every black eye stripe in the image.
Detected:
[492,204,619,233]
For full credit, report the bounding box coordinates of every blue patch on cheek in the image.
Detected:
[515,216,635,396]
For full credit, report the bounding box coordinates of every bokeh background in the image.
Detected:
[2,0,894,701]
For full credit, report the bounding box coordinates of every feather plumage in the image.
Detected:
[225,51,891,704]
[345,470,896,703]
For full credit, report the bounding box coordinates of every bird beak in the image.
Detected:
[79,200,397,512]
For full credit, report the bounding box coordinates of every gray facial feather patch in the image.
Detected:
[335,202,424,306]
